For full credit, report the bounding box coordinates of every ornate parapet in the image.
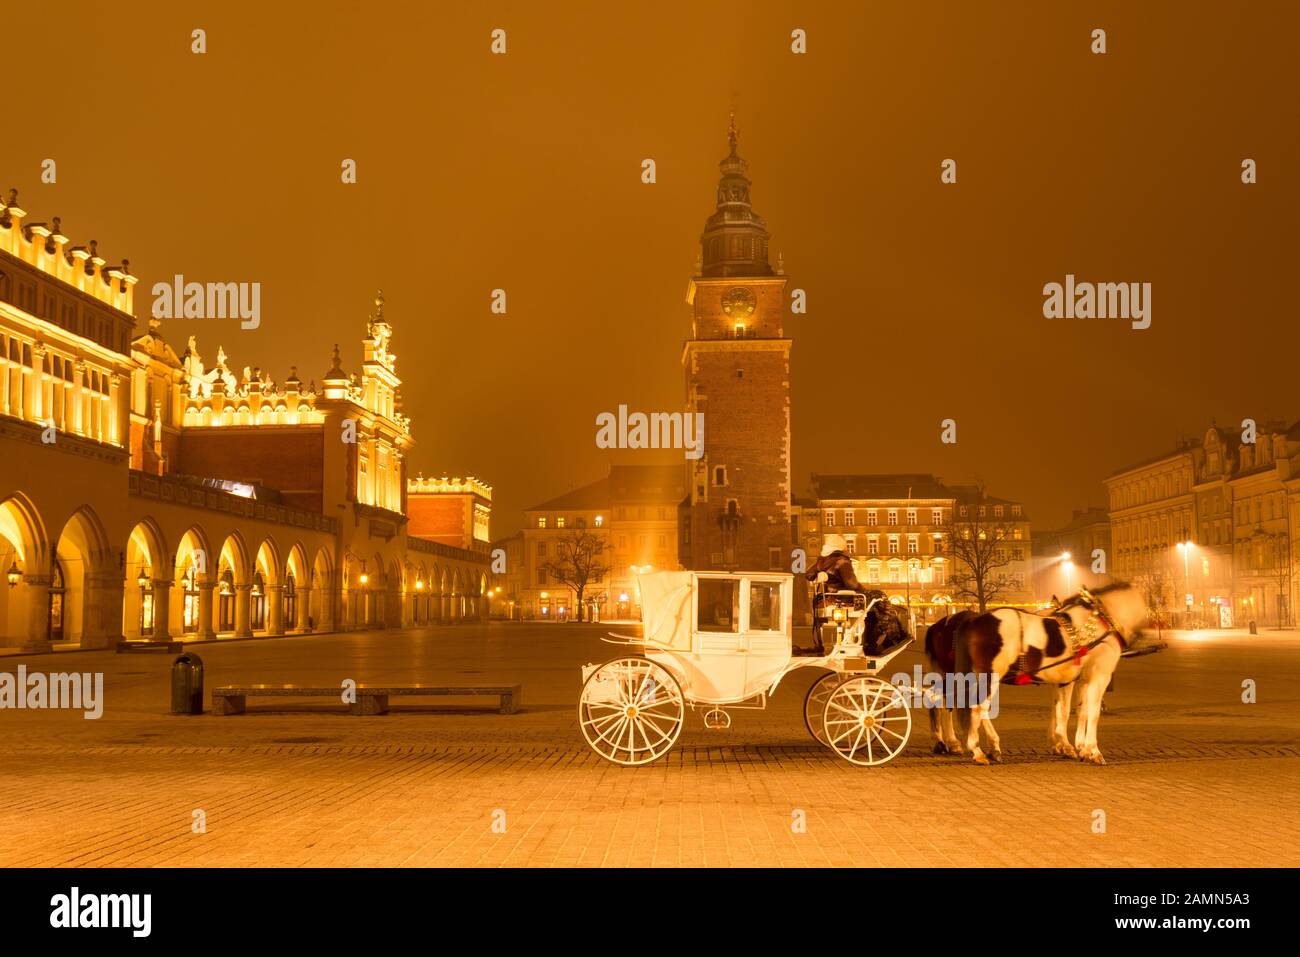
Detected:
[408,474,493,500]
[0,190,136,315]
[128,469,339,533]
[179,337,326,427]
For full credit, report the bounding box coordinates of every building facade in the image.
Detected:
[1,192,489,651]
[1107,421,1300,627]
[680,120,794,573]
[809,474,1034,621]
[501,464,685,621]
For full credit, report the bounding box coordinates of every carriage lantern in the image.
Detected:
[6,559,20,588]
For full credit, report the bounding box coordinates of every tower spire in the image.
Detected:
[697,114,773,278]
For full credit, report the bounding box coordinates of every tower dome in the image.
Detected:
[698,115,773,278]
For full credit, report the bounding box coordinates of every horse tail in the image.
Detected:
[923,616,943,668]
[952,613,975,738]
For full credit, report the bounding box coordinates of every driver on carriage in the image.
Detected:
[802,535,909,656]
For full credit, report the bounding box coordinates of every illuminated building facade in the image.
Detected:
[1107,421,1300,627]
[507,465,684,620]
[810,474,1034,618]
[0,192,489,651]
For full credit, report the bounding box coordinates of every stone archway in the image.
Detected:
[172,525,214,640]
[216,532,252,638]
[1,493,52,651]
[50,506,113,648]
[311,547,334,633]
[284,542,309,633]
[123,518,170,643]
[253,538,282,635]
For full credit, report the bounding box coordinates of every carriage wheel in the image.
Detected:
[803,672,848,746]
[579,657,684,766]
[821,676,912,766]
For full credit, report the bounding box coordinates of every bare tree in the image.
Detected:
[1130,551,1170,624]
[1250,527,1294,628]
[947,483,1018,612]
[541,530,610,623]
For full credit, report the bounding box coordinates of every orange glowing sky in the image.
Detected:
[7,1,1297,535]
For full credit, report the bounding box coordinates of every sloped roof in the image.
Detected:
[811,473,950,500]
[526,465,688,513]
[527,476,608,512]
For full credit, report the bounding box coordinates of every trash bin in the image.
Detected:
[171,652,205,714]
[1249,620,1258,636]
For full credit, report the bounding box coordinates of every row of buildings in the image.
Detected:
[1,190,494,651]
[1101,423,1300,628]
[491,468,1037,623]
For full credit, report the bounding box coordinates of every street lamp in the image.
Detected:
[1059,552,1073,594]
[1176,537,1194,625]
[137,567,152,633]
[6,559,20,588]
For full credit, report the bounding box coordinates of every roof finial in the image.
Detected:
[374,288,385,320]
[727,112,738,156]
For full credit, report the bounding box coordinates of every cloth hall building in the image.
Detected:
[0,191,490,652]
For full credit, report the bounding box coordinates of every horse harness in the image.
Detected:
[1005,599,1128,686]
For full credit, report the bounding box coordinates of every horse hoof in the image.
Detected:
[946,742,965,755]
[972,752,991,766]
[1088,752,1106,766]
[988,750,1003,764]
[1053,743,1078,759]
[932,741,949,755]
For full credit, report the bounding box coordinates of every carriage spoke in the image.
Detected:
[580,657,685,765]
[822,677,912,766]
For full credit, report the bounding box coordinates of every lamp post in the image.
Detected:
[1176,536,1193,627]
[1060,551,1073,595]
[137,567,151,634]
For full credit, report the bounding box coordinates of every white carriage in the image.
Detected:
[578,570,913,766]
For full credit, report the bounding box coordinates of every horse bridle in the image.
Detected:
[1077,588,1130,651]
[1012,590,1129,683]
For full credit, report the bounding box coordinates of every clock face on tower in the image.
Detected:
[721,286,756,319]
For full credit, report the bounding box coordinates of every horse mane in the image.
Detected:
[1057,580,1135,610]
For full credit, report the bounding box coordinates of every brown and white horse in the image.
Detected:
[924,583,1152,765]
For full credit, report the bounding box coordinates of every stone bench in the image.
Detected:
[117,639,183,653]
[212,684,521,716]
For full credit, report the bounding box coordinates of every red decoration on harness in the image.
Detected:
[1014,673,1034,685]
[1073,646,1089,665]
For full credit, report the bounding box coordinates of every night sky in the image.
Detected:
[8,1,1296,535]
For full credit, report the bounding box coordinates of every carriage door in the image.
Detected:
[742,578,790,690]
[693,576,747,700]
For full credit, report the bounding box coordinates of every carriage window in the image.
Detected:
[748,582,782,632]
[697,578,739,633]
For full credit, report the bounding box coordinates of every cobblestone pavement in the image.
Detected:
[1,624,1297,867]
